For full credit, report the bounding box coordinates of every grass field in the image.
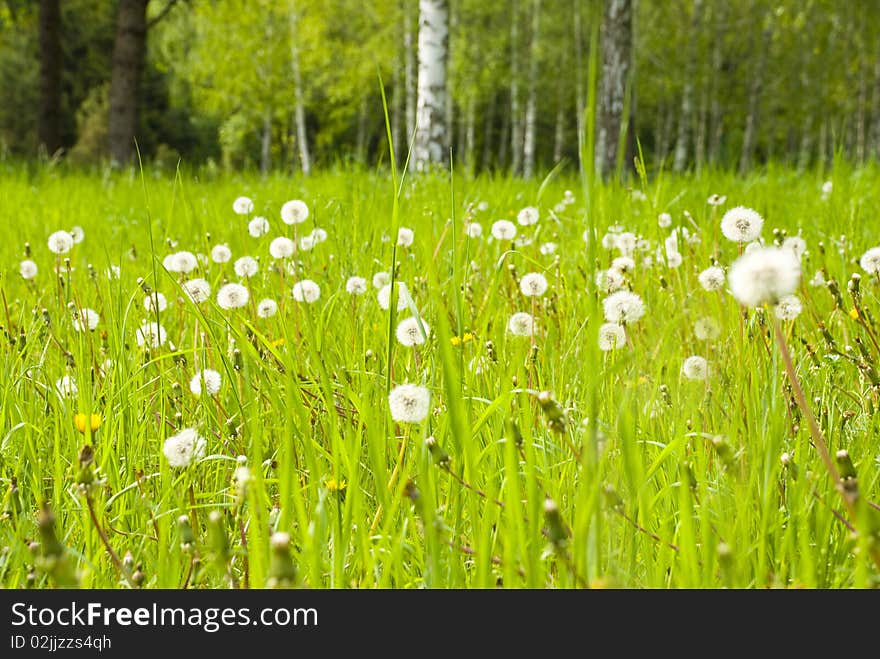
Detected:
[1,161,879,589]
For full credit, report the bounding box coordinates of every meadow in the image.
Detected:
[1,161,879,589]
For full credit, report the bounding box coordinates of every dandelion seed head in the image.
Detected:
[182,278,211,304]
[217,283,249,309]
[20,259,37,279]
[774,294,803,321]
[466,222,483,238]
[517,206,539,226]
[257,298,278,318]
[190,369,222,396]
[55,375,77,397]
[281,199,309,225]
[299,234,315,251]
[72,307,99,332]
[540,242,558,255]
[163,251,198,274]
[143,292,168,313]
[507,311,537,337]
[346,276,367,295]
[48,230,74,255]
[233,256,259,278]
[211,244,232,264]
[698,266,726,291]
[707,194,727,206]
[136,322,167,349]
[596,268,626,294]
[248,216,270,237]
[694,316,721,341]
[612,256,635,273]
[372,271,391,289]
[598,323,626,351]
[520,272,549,297]
[269,236,296,259]
[397,227,415,247]
[233,196,254,215]
[728,246,801,307]
[681,355,709,380]
[388,383,431,423]
[658,212,672,228]
[720,206,764,243]
[782,236,807,260]
[859,247,880,275]
[602,291,646,325]
[377,281,411,311]
[396,316,431,346]
[491,220,517,240]
[292,279,320,303]
[163,428,206,468]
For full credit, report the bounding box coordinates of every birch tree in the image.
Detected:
[413,0,449,170]
[595,0,633,179]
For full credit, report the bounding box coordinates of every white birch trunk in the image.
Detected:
[290,0,311,176]
[413,0,449,171]
[595,0,633,179]
[523,0,541,178]
[510,0,522,175]
[404,0,416,144]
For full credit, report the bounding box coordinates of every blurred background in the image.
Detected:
[0,0,877,176]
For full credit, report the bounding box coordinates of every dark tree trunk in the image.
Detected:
[739,17,771,175]
[38,0,62,156]
[595,0,633,180]
[108,0,149,165]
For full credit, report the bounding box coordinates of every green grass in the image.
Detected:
[1,160,879,589]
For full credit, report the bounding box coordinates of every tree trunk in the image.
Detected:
[38,0,62,156]
[522,0,541,178]
[392,24,404,165]
[260,111,272,174]
[412,0,449,171]
[404,0,416,145]
[553,83,566,163]
[673,0,702,172]
[595,0,633,179]
[856,70,867,163]
[108,0,148,165]
[695,87,708,174]
[739,18,771,175]
[498,95,510,170]
[573,0,584,173]
[871,41,880,159]
[446,0,456,162]
[464,95,476,174]
[356,96,368,164]
[481,92,497,171]
[290,1,311,175]
[509,0,522,175]
[708,3,724,165]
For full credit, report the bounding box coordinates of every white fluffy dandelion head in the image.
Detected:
[298,234,315,252]
[248,216,270,237]
[507,311,537,337]
[70,226,85,244]
[809,270,826,287]
[292,279,320,303]
[269,236,296,259]
[311,227,328,243]
[707,194,727,206]
[345,276,367,295]
[658,213,672,228]
[211,244,232,264]
[782,236,807,260]
[517,206,539,226]
[372,271,391,289]
[616,232,637,256]
[163,428,206,468]
[698,266,726,291]
[20,259,38,279]
[694,316,721,341]
[491,220,517,241]
[233,256,259,278]
[55,375,77,397]
[681,355,709,380]
[859,247,880,275]
[728,246,801,308]
[720,206,764,243]
[388,383,431,423]
[540,242,558,255]
[520,272,549,297]
[163,251,198,274]
[466,222,483,238]
[189,369,222,396]
[602,291,646,324]
[136,322,167,349]
[48,230,74,255]
[216,283,249,309]
[281,199,309,225]
[143,292,168,313]
[666,252,683,268]
[397,227,415,247]
[612,256,635,273]
[821,180,833,195]
[377,281,411,311]
[233,196,254,215]
[598,323,626,351]
[182,278,211,304]
[396,316,430,346]
[596,268,626,294]
[257,298,278,318]
[774,294,803,321]
[72,307,100,332]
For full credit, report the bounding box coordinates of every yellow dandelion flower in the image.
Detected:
[270,338,286,348]
[325,478,347,493]
[849,308,860,320]
[74,413,102,433]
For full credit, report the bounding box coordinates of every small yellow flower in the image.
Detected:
[74,413,102,433]
[849,308,860,320]
[325,478,347,493]
[450,332,475,346]
[270,338,286,348]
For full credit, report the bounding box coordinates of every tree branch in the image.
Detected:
[146,0,182,30]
